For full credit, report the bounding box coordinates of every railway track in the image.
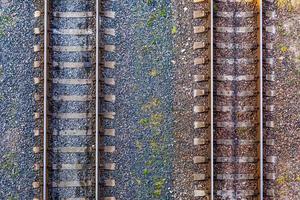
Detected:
[28,0,279,199]
[32,0,116,199]
[263,0,277,198]
[213,0,261,199]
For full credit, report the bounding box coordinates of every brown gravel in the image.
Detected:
[263,1,300,199]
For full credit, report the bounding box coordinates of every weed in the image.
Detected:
[149,68,159,77]
[135,141,143,151]
[276,176,286,185]
[147,14,157,27]
[143,169,150,176]
[160,6,167,18]
[139,118,150,126]
[145,159,154,166]
[153,178,166,197]
[280,45,288,53]
[146,0,154,6]
[213,4,218,12]
[142,98,161,111]
[150,113,164,127]
[171,25,177,34]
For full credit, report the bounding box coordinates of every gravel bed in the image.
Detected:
[0,0,37,199]
[263,2,300,198]
[213,0,260,195]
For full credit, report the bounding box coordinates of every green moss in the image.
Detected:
[147,14,157,27]
[145,159,154,166]
[135,178,142,185]
[143,169,150,176]
[146,0,154,6]
[0,15,13,38]
[149,68,159,77]
[152,178,166,197]
[139,118,150,126]
[135,141,143,151]
[142,98,161,111]
[150,140,159,152]
[276,176,286,185]
[150,113,164,127]
[171,25,177,34]
[153,189,162,197]
[0,152,19,179]
[7,195,18,200]
[280,46,288,53]
[213,4,218,12]
[159,6,167,18]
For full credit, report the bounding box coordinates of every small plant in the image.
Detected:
[146,0,154,6]
[153,178,166,197]
[276,176,286,185]
[143,169,150,176]
[280,46,288,53]
[142,98,161,111]
[160,6,167,18]
[149,68,159,77]
[171,25,177,34]
[147,14,157,27]
[213,4,218,12]
[139,118,150,126]
[150,113,164,127]
[135,141,143,151]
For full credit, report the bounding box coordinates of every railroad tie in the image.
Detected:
[265,74,276,81]
[216,58,257,65]
[194,138,207,145]
[51,45,94,52]
[193,105,208,113]
[216,11,255,18]
[265,105,275,112]
[216,121,255,128]
[266,173,276,180]
[216,174,256,180]
[265,121,275,128]
[215,75,256,81]
[104,28,116,36]
[193,26,206,34]
[265,25,276,34]
[52,95,92,101]
[52,11,94,18]
[215,156,257,163]
[193,10,206,19]
[52,29,93,35]
[215,26,256,33]
[52,61,92,69]
[193,173,207,181]
[265,139,275,146]
[194,57,206,65]
[216,190,256,198]
[193,74,209,82]
[194,121,209,129]
[102,11,116,19]
[33,60,41,68]
[52,180,93,188]
[193,156,209,164]
[215,139,257,145]
[215,105,256,112]
[194,190,209,197]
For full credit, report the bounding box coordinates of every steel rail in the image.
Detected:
[95,0,100,199]
[259,0,263,198]
[210,0,214,199]
[43,0,49,199]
